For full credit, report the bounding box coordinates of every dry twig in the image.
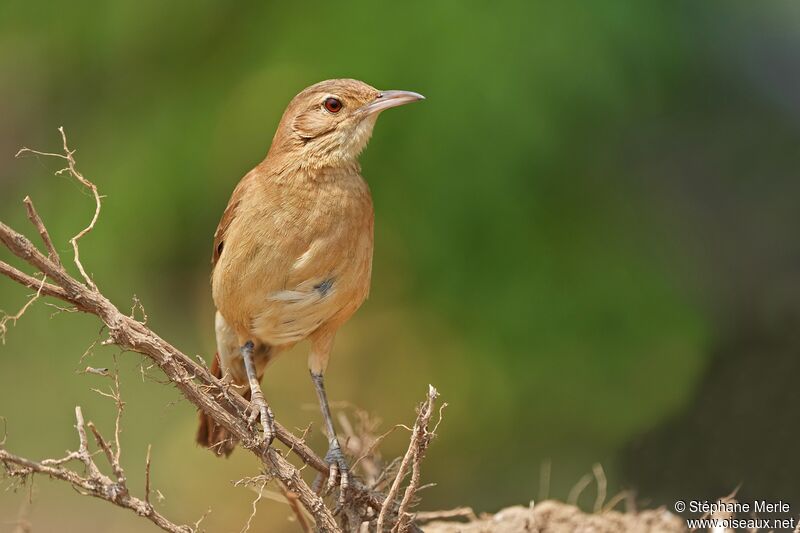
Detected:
[377,385,441,533]
[415,507,478,523]
[592,463,607,513]
[241,476,268,533]
[0,275,47,344]
[567,473,593,506]
[16,127,101,289]
[22,196,60,266]
[145,444,153,505]
[279,483,313,533]
[0,407,190,532]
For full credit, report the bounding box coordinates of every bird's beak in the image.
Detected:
[360,90,425,115]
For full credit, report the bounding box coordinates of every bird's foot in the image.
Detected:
[247,388,275,446]
[317,442,349,506]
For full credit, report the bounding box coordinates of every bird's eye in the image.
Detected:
[323,97,343,113]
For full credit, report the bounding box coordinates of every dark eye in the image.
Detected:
[323,97,342,113]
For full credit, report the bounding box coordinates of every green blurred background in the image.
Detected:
[2,1,800,531]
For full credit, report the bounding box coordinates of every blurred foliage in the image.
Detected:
[2,1,799,531]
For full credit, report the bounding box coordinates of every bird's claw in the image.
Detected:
[247,388,275,445]
[324,443,349,506]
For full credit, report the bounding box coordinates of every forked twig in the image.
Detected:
[16,127,101,289]
[0,407,190,532]
[377,385,441,533]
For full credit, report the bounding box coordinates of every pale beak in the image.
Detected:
[360,90,425,115]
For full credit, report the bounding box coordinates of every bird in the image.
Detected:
[196,79,424,495]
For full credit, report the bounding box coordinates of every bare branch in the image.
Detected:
[0,220,85,300]
[567,473,593,506]
[0,261,67,301]
[240,476,268,533]
[87,422,126,490]
[15,128,100,289]
[592,463,607,513]
[279,483,313,533]
[0,275,46,344]
[415,507,478,523]
[0,448,189,532]
[23,196,61,266]
[145,444,152,505]
[377,385,441,533]
[0,407,190,533]
[191,507,212,531]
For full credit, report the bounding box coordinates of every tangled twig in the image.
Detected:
[377,385,442,533]
[16,127,101,289]
[0,407,191,532]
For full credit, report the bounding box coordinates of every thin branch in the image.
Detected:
[601,490,631,513]
[192,507,212,531]
[0,449,189,532]
[279,483,313,533]
[0,407,190,533]
[414,507,478,523]
[394,456,422,532]
[0,275,46,344]
[0,261,67,301]
[87,422,126,490]
[377,385,441,533]
[23,196,61,266]
[145,444,152,505]
[350,423,406,474]
[240,476,268,533]
[567,473,593,506]
[394,387,441,533]
[16,128,101,289]
[592,463,607,513]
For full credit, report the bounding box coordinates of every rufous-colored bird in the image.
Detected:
[197,79,424,492]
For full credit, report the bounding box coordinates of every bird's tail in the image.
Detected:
[196,352,239,457]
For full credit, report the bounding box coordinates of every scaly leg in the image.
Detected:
[311,371,349,503]
[242,341,275,445]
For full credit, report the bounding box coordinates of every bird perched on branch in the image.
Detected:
[197,79,424,494]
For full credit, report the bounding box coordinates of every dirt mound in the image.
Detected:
[423,500,685,532]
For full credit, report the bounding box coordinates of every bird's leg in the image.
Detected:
[241,341,275,445]
[311,371,349,504]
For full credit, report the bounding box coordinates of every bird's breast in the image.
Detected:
[212,171,374,344]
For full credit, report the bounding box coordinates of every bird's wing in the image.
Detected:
[211,172,256,267]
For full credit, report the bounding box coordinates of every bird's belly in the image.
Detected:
[251,232,372,346]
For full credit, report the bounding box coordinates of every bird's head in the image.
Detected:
[268,79,424,169]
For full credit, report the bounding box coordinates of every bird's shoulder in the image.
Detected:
[211,165,267,267]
